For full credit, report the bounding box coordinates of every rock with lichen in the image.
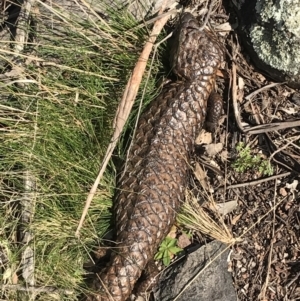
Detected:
[232,0,300,88]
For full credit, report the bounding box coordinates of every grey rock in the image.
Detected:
[232,0,300,88]
[153,241,237,301]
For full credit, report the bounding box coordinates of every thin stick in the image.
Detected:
[225,172,291,189]
[243,120,300,135]
[75,5,172,237]
[231,61,245,132]
[269,135,300,163]
[244,82,283,103]
[258,175,277,300]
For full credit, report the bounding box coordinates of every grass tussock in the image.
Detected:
[0,1,165,300]
[178,190,236,245]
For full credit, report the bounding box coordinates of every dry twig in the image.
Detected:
[244,82,283,103]
[225,172,291,190]
[243,120,300,135]
[231,61,244,132]
[258,175,277,300]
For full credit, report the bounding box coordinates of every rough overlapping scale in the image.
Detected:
[92,12,224,301]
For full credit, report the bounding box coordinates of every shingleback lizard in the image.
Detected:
[91,12,224,301]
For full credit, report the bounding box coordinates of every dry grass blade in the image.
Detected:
[178,190,236,245]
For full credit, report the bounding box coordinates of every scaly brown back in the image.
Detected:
[93,12,224,301]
